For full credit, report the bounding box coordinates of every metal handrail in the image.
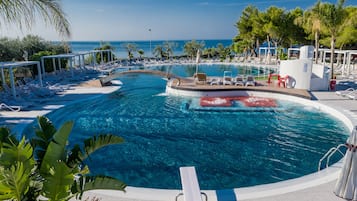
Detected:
[318,144,346,171]
[175,192,208,201]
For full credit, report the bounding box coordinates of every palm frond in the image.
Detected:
[73,175,126,200]
[0,162,32,201]
[0,0,71,38]
[81,134,124,161]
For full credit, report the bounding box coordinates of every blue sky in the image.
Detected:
[1,0,356,41]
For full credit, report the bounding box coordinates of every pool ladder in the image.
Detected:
[318,144,346,171]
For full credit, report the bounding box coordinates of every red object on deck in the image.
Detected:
[200,97,232,107]
[330,80,336,91]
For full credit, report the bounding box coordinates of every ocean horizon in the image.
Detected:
[68,39,233,58]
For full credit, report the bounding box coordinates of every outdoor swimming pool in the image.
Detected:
[23,67,349,190]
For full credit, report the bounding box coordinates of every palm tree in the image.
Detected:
[138,49,145,60]
[183,40,205,60]
[0,0,71,38]
[123,43,137,61]
[163,41,177,59]
[153,45,165,59]
[0,116,126,201]
[296,1,323,64]
[319,0,347,78]
[335,6,357,49]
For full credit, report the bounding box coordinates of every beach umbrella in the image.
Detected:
[334,126,357,201]
[195,49,200,74]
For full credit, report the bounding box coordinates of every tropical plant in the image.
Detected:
[295,1,323,63]
[153,45,166,59]
[137,49,145,59]
[261,6,289,60]
[234,5,265,57]
[0,116,126,201]
[0,0,71,38]
[123,43,137,61]
[183,40,205,60]
[318,0,347,78]
[216,43,231,61]
[335,6,357,49]
[163,41,177,59]
[94,42,116,63]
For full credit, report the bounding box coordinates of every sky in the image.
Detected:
[0,0,356,41]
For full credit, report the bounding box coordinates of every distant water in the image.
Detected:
[69,39,232,59]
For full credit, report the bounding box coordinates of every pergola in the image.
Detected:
[258,47,277,58]
[40,50,113,77]
[287,48,300,59]
[0,61,42,98]
[41,54,77,77]
[321,49,356,76]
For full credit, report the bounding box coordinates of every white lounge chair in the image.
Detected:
[175,166,207,201]
[209,78,221,85]
[346,91,357,100]
[335,88,356,96]
[0,103,21,112]
[223,71,233,85]
[234,75,245,86]
[245,75,256,86]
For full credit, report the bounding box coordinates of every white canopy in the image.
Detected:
[0,61,42,98]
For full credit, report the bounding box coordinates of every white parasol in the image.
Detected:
[334,126,357,200]
[195,49,200,74]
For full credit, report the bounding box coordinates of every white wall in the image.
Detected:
[310,64,330,91]
[279,59,313,90]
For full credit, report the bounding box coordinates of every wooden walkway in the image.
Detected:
[100,69,311,99]
[170,77,312,99]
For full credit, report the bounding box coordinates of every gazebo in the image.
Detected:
[0,61,42,98]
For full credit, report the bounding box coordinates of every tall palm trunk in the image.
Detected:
[315,31,320,64]
[330,36,336,79]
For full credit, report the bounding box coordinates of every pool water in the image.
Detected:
[23,73,349,190]
[115,63,276,78]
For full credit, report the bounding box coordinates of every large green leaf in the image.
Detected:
[42,161,74,201]
[0,162,32,201]
[32,116,58,166]
[0,137,35,171]
[83,176,126,192]
[40,121,73,175]
[0,127,19,152]
[73,175,126,200]
[81,134,124,161]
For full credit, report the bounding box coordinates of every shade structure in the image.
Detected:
[334,126,357,200]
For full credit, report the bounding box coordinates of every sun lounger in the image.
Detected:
[234,75,245,86]
[195,73,207,85]
[209,78,221,85]
[175,166,207,201]
[346,91,357,100]
[245,75,256,86]
[0,103,21,112]
[335,88,356,96]
[223,71,233,85]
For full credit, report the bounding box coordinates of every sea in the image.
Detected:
[69,39,233,59]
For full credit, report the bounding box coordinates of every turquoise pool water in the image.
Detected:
[115,63,276,77]
[23,68,349,190]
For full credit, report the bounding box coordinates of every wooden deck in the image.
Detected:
[99,69,311,99]
[170,78,312,99]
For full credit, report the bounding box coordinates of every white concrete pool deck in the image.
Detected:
[0,84,356,201]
